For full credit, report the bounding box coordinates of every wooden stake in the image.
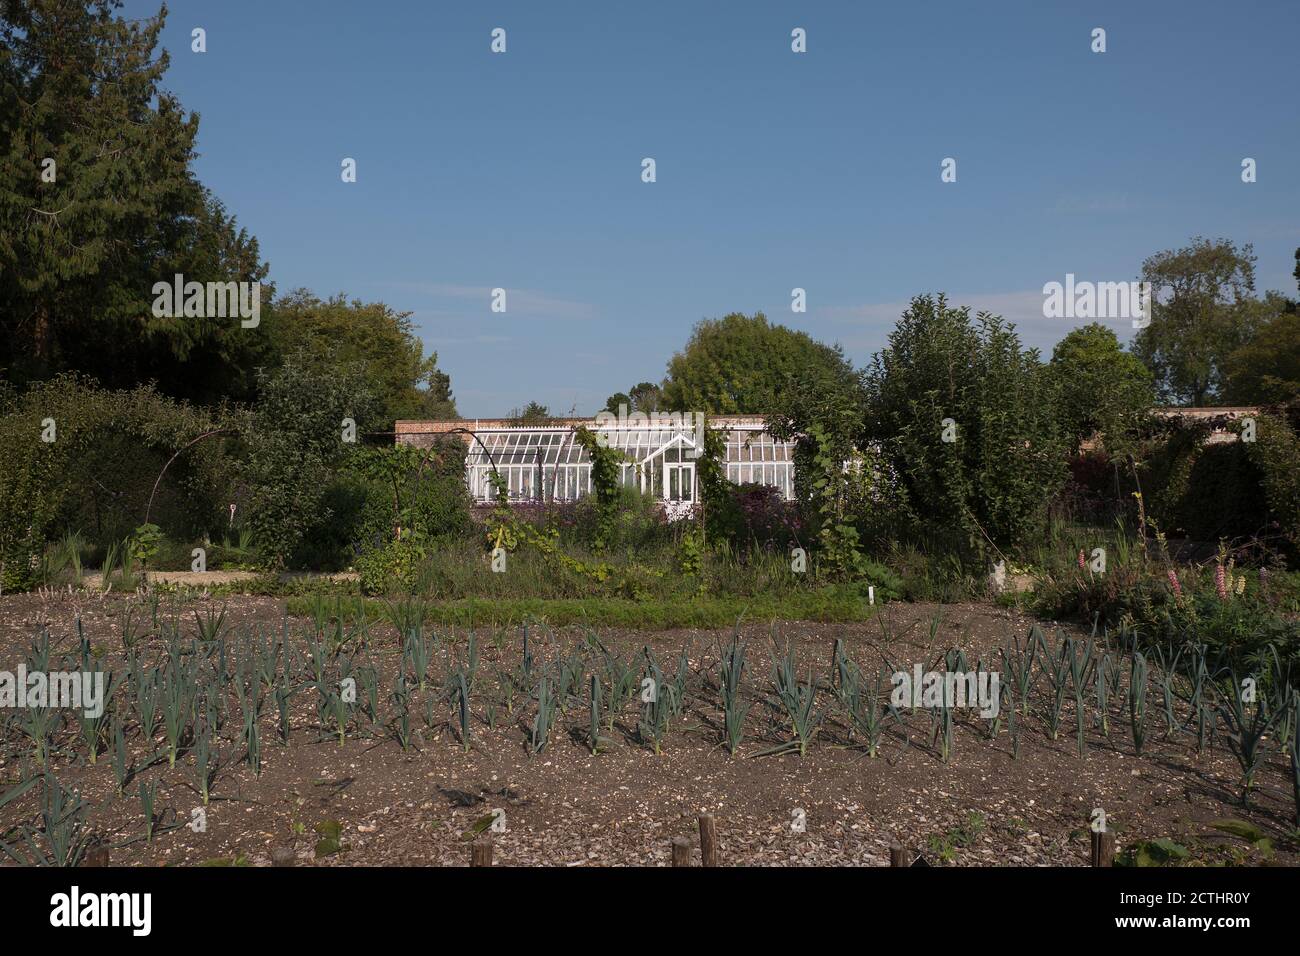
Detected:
[472,837,494,867]
[671,837,692,867]
[1090,830,1115,867]
[889,843,911,867]
[698,815,719,867]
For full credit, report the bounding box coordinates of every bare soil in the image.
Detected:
[0,590,1294,867]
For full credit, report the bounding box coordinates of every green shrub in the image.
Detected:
[864,294,1067,552]
[0,375,232,590]
[1241,413,1300,551]
[355,534,428,595]
[241,354,379,566]
[340,441,473,578]
[1142,413,1299,551]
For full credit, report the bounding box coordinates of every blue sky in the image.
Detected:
[128,0,1299,416]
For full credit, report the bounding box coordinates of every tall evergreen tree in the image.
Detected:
[0,0,269,400]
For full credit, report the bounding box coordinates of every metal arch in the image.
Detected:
[411,426,505,501]
[143,428,236,527]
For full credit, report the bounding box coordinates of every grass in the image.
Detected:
[286,584,881,629]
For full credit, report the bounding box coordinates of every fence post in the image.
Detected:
[1090,830,1115,867]
[671,837,692,867]
[699,815,719,867]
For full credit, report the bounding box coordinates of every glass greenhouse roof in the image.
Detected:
[463,425,789,467]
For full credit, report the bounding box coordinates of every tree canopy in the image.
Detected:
[1131,237,1262,406]
[1049,323,1155,452]
[661,312,855,415]
[864,294,1065,549]
[0,0,271,402]
[1222,305,1300,406]
[268,290,457,426]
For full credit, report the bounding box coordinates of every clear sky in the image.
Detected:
[125,0,1300,416]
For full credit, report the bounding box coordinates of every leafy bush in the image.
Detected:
[355,534,428,595]
[725,483,806,553]
[241,354,380,567]
[304,440,472,573]
[864,294,1066,552]
[1240,413,1300,552]
[0,375,231,590]
[1141,413,1299,551]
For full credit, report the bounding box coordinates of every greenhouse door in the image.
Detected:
[665,462,695,503]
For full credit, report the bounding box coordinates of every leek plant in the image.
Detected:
[1215,669,1282,807]
[520,625,535,687]
[1000,627,1039,716]
[0,774,91,867]
[530,672,557,754]
[1152,643,1183,738]
[1095,653,1112,737]
[75,636,118,764]
[587,674,614,754]
[930,666,955,763]
[273,675,296,744]
[193,605,228,643]
[719,636,751,755]
[1129,651,1150,757]
[392,673,413,751]
[160,658,195,767]
[1107,632,1126,707]
[1065,634,1095,757]
[111,718,129,795]
[832,642,885,755]
[1040,631,1071,741]
[638,653,673,755]
[20,633,56,767]
[448,671,472,752]
[597,642,637,731]
[383,596,427,640]
[556,647,585,710]
[236,677,264,774]
[119,605,145,652]
[253,627,278,691]
[304,631,328,686]
[358,665,380,727]
[403,627,433,692]
[315,677,349,747]
[978,659,1004,740]
[442,633,480,746]
[76,671,119,765]
[767,642,821,756]
[192,723,217,806]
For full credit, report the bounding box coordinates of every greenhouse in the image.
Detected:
[395,416,796,505]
